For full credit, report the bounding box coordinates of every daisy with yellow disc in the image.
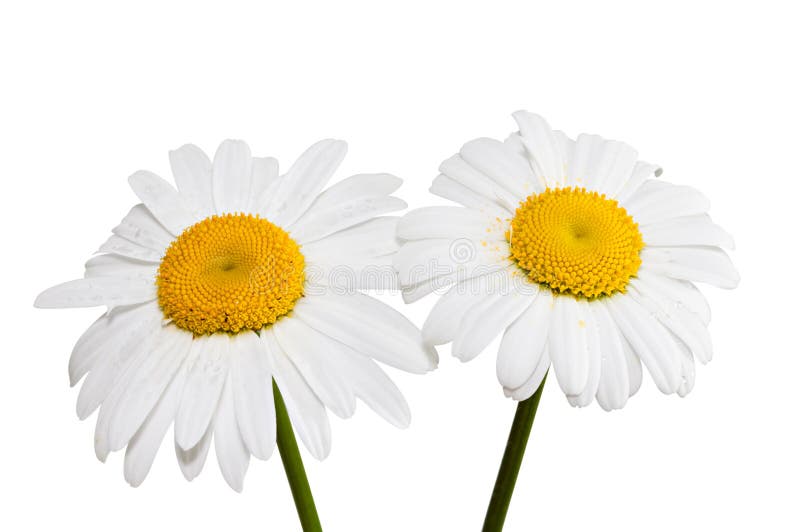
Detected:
[36,139,437,530]
[394,111,739,530]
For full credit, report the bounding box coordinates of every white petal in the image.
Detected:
[496,288,552,389]
[569,134,638,196]
[292,292,435,374]
[108,325,192,451]
[596,141,639,198]
[452,285,534,362]
[393,238,511,287]
[641,214,735,250]
[176,423,213,481]
[214,375,250,492]
[566,134,603,188]
[275,317,410,427]
[262,328,331,460]
[503,131,528,158]
[591,303,630,411]
[641,246,739,288]
[567,300,602,407]
[460,137,537,199]
[605,295,683,394]
[174,334,229,450]
[342,359,410,429]
[247,156,281,215]
[397,242,512,303]
[124,362,186,487]
[93,329,159,462]
[628,279,712,363]
[503,350,551,401]
[76,307,163,419]
[624,181,710,226]
[169,143,215,219]
[623,337,643,397]
[212,139,253,215]
[439,154,519,209]
[401,276,453,304]
[301,217,400,263]
[397,207,505,241]
[547,296,590,396]
[289,195,407,244]
[69,315,109,387]
[230,332,276,460]
[68,303,157,386]
[299,173,401,215]
[552,131,575,173]
[511,111,564,188]
[111,204,173,252]
[677,343,697,397]
[78,338,146,421]
[635,269,711,325]
[36,276,156,310]
[128,170,196,235]
[268,139,348,226]
[614,161,662,203]
[98,235,163,262]
[273,318,355,418]
[84,255,157,280]
[429,174,511,218]
[421,270,509,345]
[307,254,397,291]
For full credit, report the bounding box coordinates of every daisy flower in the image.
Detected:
[35,139,436,521]
[393,112,738,530]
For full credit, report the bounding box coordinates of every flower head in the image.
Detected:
[36,139,436,490]
[394,112,738,410]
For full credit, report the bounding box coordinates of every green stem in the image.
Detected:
[273,380,323,532]
[482,373,548,532]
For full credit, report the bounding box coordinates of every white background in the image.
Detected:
[1,1,797,531]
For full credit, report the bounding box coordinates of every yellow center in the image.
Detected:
[508,187,643,299]
[157,213,305,335]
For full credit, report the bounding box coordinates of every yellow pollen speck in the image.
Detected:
[157,213,305,335]
[508,187,643,299]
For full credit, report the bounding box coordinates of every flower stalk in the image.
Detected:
[274,380,323,532]
[482,373,547,532]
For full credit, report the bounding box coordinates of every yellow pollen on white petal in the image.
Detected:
[507,187,643,299]
[157,213,305,335]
